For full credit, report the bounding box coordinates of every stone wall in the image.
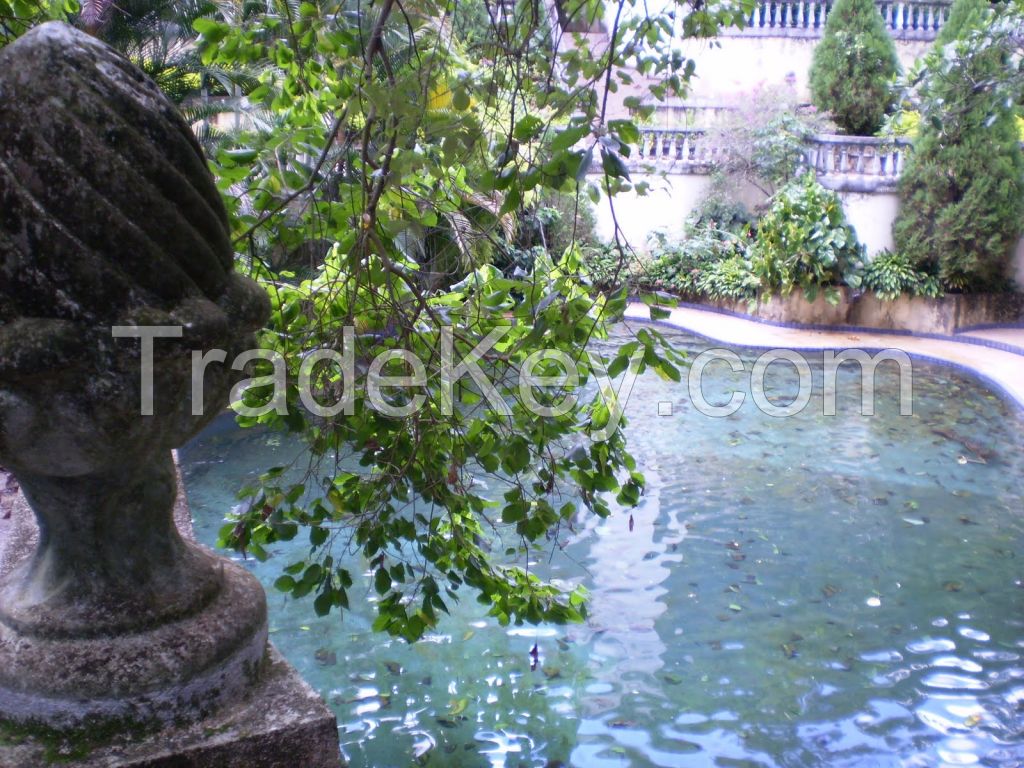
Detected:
[705,290,1023,334]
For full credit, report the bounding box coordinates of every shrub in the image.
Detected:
[708,87,828,201]
[643,225,748,295]
[809,0,900,135]
[518,191,599,257]
[688,190,752,234]
[579,243,628,290]
[750,173,864,304]
[860,250,943,300]
[892,10,1024,292]
[696,255,760,302]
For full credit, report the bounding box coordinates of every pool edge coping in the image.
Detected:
[625,302,1024,414]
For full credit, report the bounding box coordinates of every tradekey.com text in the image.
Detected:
[112,325,914,438]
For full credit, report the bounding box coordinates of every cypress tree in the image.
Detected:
[809,0,900,135]
[935,0,989,47]
[892,19,1024,292]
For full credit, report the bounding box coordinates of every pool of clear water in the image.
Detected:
[180,325,1024,767]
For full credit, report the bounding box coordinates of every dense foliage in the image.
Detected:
[586,174,864,306]
[749,173,863,304]
[184,0,749,640]
[893,6,1024,292]
[0,0,70,42]
[809,0,900,135]
[860,249,943,300]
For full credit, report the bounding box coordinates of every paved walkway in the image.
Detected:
[625,303,1024,409]
[957,327,1024,350]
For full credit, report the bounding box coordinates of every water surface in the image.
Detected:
[181,325,1024,767]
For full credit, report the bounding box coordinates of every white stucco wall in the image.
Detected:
[673,35,930,103]
[836,190,900,257]
[592,174,714,246]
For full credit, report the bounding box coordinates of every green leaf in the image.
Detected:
[375,568,392,595]
[551,124,590,152]
[600,147,631,180]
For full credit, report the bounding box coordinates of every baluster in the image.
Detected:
[794,1,803,28]
[880,2,892,30]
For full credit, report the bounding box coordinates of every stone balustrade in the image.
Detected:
[807,134,912,192]
[635,128,718,170]
[627,129,913,192]
[724,0,950,40]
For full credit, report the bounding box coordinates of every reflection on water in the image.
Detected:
[180,325,1024,767]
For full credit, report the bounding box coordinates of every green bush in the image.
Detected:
[579,243,627,290]
[750,173,864,304]
[696,255,760,301]
[892,9,1024,292]
[860,250,943,301]
[688,191,752,235]
[809,0,900,135]
[644,225,748,295]
[518,192,599,257]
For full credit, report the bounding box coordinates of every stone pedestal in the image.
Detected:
[0,22,341,766]
[0,472,341,768]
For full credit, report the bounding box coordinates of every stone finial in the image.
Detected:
[0,22,271,728]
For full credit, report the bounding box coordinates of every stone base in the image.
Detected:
[0,460,341,768]
[0,646,341,768]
